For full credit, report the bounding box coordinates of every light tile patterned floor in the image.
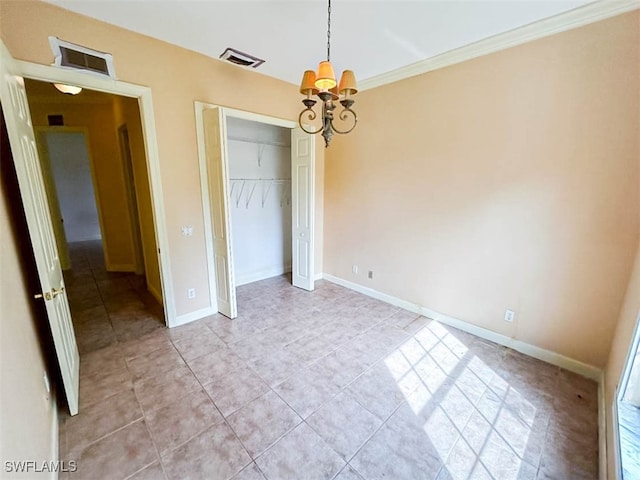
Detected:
[59,241,599,480]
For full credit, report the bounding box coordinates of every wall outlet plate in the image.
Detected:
[504,309,516,322]
[187,288,196,299]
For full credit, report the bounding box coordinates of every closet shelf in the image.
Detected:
[229,177,291,181]
[228,136,289,148]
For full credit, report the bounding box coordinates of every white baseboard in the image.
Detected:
[314,272,324,281]
[171,306,216,328]
[599,371,608,480]
[106,263,136,273]
[322,273,603,381]
[235,265,292,287]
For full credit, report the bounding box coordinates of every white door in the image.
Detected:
[291,128,315,291]
[203,107,237,318]
[0,42,80,414]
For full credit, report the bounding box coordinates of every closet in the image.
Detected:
[226,117,292,286]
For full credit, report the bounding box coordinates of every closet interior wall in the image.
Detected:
[226,117,292,286]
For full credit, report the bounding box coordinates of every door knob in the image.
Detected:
[52,287,65,298]
[34,287,64,301]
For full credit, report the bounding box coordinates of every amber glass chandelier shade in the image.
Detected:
[299,70,319,95]
[338,70,358,95]
[314,60,337,90]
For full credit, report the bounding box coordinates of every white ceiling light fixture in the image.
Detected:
[53,83,82,95]
[298,0,357,148]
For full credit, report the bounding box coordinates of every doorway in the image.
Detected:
[18,58,176,325]
[1,41,174,414]
[195,103,316,320]
[35,128,101,271]
[226,116,292,288]
[25,79,159,294]
[24,79,166,355]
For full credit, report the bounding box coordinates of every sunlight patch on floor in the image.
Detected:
[384,320,535,480]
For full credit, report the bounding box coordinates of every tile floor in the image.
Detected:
[58,242,599,480]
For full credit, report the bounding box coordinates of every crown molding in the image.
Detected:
[360,0,640,91]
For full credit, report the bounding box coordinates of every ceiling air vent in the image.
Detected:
[219,48,265,68]
[49,37,116,79]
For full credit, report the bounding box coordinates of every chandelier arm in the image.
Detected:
[298,108,324,135]
[330,108,357,135]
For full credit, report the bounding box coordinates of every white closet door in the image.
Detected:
[291,128,315,291]
[0,41,80,414]
[203,107,237,318]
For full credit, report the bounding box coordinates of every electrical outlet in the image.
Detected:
[181,225,194,237]
[352,265,358,275]
[368,270,374,279]
[187,288,196,299]
[504,309,516,322]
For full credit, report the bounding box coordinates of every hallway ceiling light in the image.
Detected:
[298,0,357,148]
[53,83,82,95]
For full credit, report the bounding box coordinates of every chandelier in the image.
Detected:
[298,0,358,147]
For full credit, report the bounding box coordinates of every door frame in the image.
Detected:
[117,124,145,275]
[17,60,176,326]
[612,312,640,480]
[194,102,315,314]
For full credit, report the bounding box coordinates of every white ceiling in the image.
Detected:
[44,0,594,86]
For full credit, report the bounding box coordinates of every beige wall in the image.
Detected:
[113,95,163,301]
[605,239,640,478]
[1,120,57,478]
[0,0,324,317]
[325,11,640,368]
[26,88,138,271]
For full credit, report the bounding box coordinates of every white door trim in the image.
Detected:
[194,102,315,315]
[194,102,220,314]
[612,312,640,480]
[17,60,176,326]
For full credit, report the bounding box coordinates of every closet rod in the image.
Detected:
[227,136,289,148]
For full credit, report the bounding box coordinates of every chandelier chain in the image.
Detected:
[298,0,357,147]
[327,0,331,61]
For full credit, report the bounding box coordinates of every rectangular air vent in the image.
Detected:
[49,37,116,78]
[48,115,64,126]
[219,48,265,68]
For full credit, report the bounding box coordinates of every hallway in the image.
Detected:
[64,240,164,355]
